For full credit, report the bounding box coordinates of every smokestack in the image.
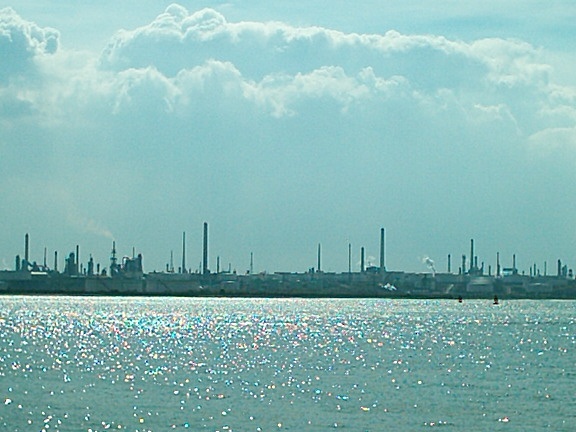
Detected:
[317,243,321,272]
[24,233,29,263]
[470,239,474,273]
[361,247,365,272]
[380,228,386,272]
[348,243,352,274]
[513,254,516,274]
[462,255,466,274]
[43,247,47,268]
[447,254,451,273]
[497,252,501,277]
[202,222,208,275]
[54,251,58,272]
[182,231,186,274]
[76,245,80,275]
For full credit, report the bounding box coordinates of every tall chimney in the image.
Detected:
[497,252,501,277]
[470,239,474,273]
[380,228,386,272]
[181,231,186,274]
[447,254,451,273]
[348,243,352,274]
[54,251,58,272]
[513,254,516,274]
[75,245,80,275]
[24,233,29,263]
[361,247,365,272]
[317,243,321,272]
[202,222,208,275]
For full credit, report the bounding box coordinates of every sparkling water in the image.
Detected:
[0,296,574,431]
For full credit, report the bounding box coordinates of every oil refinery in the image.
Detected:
[1,225,576,299]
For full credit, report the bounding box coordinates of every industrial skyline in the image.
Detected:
[6,225,571,280]
[1,2,576,274]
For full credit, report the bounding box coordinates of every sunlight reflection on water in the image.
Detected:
[1,297,574,431]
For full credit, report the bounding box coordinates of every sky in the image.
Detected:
[1,1,576,275]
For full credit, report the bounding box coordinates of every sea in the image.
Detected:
[0,296,574,432]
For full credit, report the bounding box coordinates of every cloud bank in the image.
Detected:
[1,5,576,273]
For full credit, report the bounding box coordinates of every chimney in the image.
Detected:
[317,243,321,272]
[202,222,209,275]
[348,243,352,274]
[181,231,186,274]
[380,228,386,272]
[24,233,29,263]
[470,239,474,273]
[447,254,451,273]
[361,247,365,272]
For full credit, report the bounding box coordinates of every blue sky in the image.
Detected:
[1,1,576,275]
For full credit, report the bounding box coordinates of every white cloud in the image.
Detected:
[0,7,59,82]
[471,38,551,87]
[99,6,486,86]
[529,127,576,157]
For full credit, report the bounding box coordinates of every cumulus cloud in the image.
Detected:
[0,7,59,83]
[99,5,490,86]
[92,5,571,136]
[3,4,566,135]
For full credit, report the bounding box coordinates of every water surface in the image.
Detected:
[0,297,574,431]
